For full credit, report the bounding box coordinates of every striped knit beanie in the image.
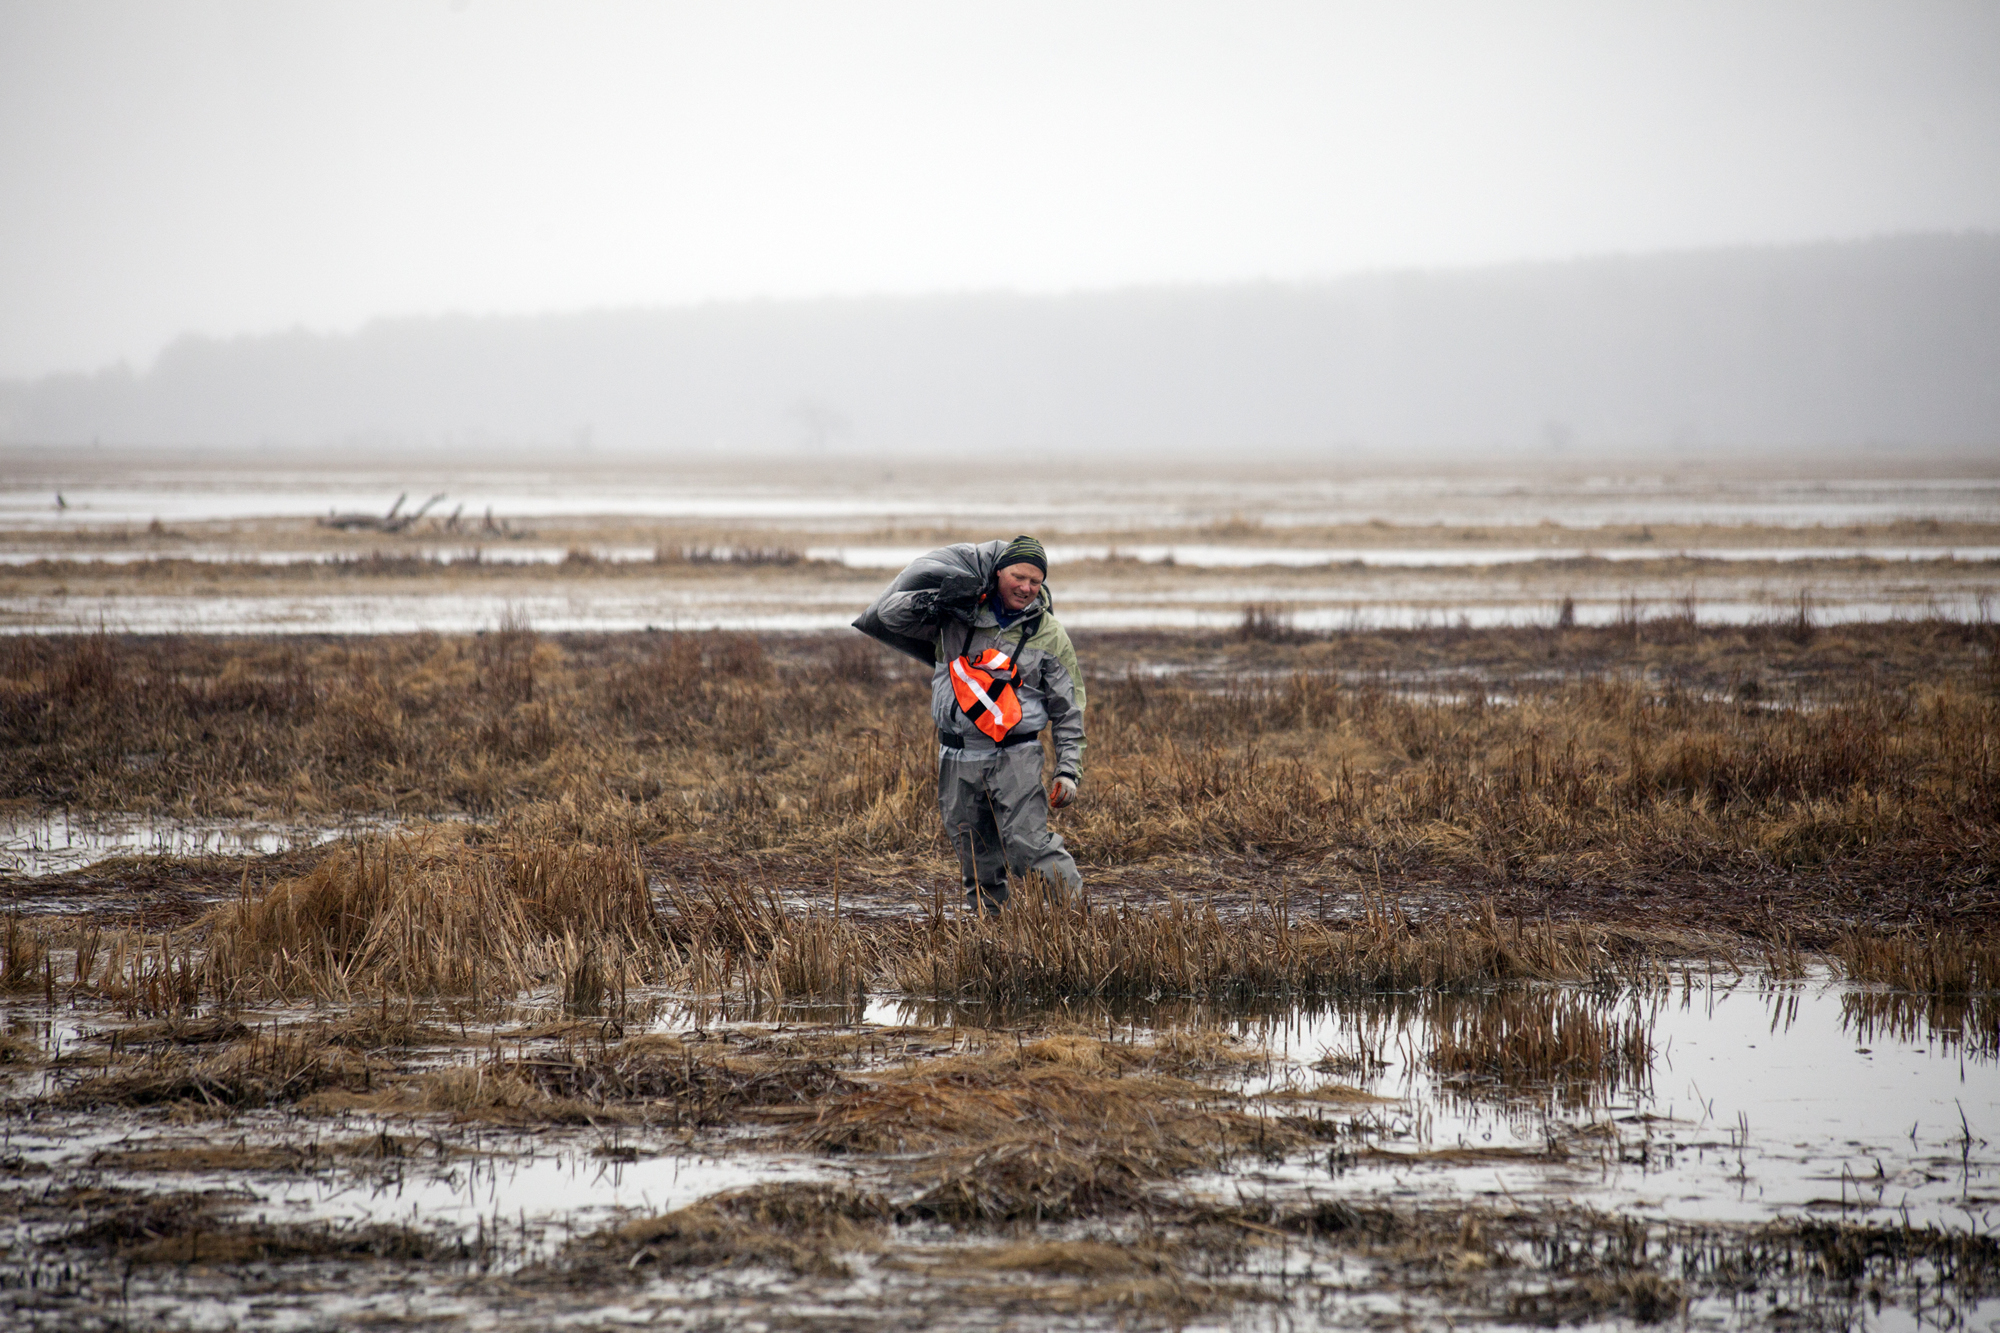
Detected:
[998,535,1047,576]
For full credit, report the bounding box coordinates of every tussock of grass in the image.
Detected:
[1834,926,2000,997]
[1508,1272,1685,1325]
[713,1180,895,1232]
[1425,988,1655,1109]
[0,915,50,993]
[89,1134,422,1173]
[57,1028,371,1110]
[509,1041,854,1125]
[61,1203,445,1266]
[1144,1026,1271,1077]
[199,826,662,1001]
[655,876,871,1003]
[787,1037,1305,1224]
[569,1183,889,1281]
[385,1064,610,1124]
[901,1139,1173,1224]
[964,1238,1176,1277]
[887,888,1665,1004]
[315,1009,458,1051]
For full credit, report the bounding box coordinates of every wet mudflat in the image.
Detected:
[7,457,1997,533]
[0,810,419,879]
[0,616,1994,1328]
[4,456,1995,635]
[4,543,1994,635]
[0,961,1995,1332]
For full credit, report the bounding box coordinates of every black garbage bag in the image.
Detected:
[850,539,1007,664]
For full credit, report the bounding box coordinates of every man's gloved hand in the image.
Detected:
[1050,775,1078,809]
[934,571,984,623]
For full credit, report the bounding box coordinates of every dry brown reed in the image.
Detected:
[568,1182,888,1281]
[7,819,1981,1027]
[1238,602,1309,643]
[4,621,1995,1046]
[1833,926,2000,1058]
[198,827,662,1002]
[57,1026,371,1110]
[1833,926,2000,997]
[0,915,49,991]
[1425,989,1656,1110]
[652,543,806,566]
[58,1194,445,1265]
[651,876,871,1003]
[506,1037,855,1126]
[1507,1272,1685,1324]
[883,888,1659,1005]
[782,1034,1306,1224]
[0,833,1684,1016]
[963,1238,1178,1278]
[4,622,1990,896]
[1841,988,2000,1061]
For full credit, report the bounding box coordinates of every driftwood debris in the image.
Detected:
[317,492,447,533]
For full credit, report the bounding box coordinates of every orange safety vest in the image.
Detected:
[949,646,1024,742]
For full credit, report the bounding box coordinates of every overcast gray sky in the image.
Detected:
[2,0,1997,379]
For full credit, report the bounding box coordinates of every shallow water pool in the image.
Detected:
[1191,976,1998,1233]
[0,811,411,877]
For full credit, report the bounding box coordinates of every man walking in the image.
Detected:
[853,535,1085,913]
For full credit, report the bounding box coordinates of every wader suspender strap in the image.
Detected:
[1008,612,1036,664]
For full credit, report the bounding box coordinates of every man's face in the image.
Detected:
[995,561,1044,613]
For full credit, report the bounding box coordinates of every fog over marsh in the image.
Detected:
[5,235,1996,464]
[5,3,2000,469]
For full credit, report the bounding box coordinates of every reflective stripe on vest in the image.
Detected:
[949,647,1024,742]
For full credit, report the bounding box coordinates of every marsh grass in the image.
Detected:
[10,930,1998,1330]
[1841,989,2000,1061]
[3,816,1701,1020]
[558,1182,2000,1325]
[0,914,49,992]
[56,1190,447,1265]
[1238,602,1309,643]
[562,1182,889,1282]
[887,885,1668,1004]
[1669,1217,2000,1324]
[1834,925,2000,996]
[1425,987,1656,1110]
[5,619,1998,1327]
[57,1026,373,1110]
[185,835,1680,1008]
[198,826,663,1002]
[2,624,1991,900]
[1828,926,2000,1058]
[5,816,1988,1033]
[503,1036,855,1126]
